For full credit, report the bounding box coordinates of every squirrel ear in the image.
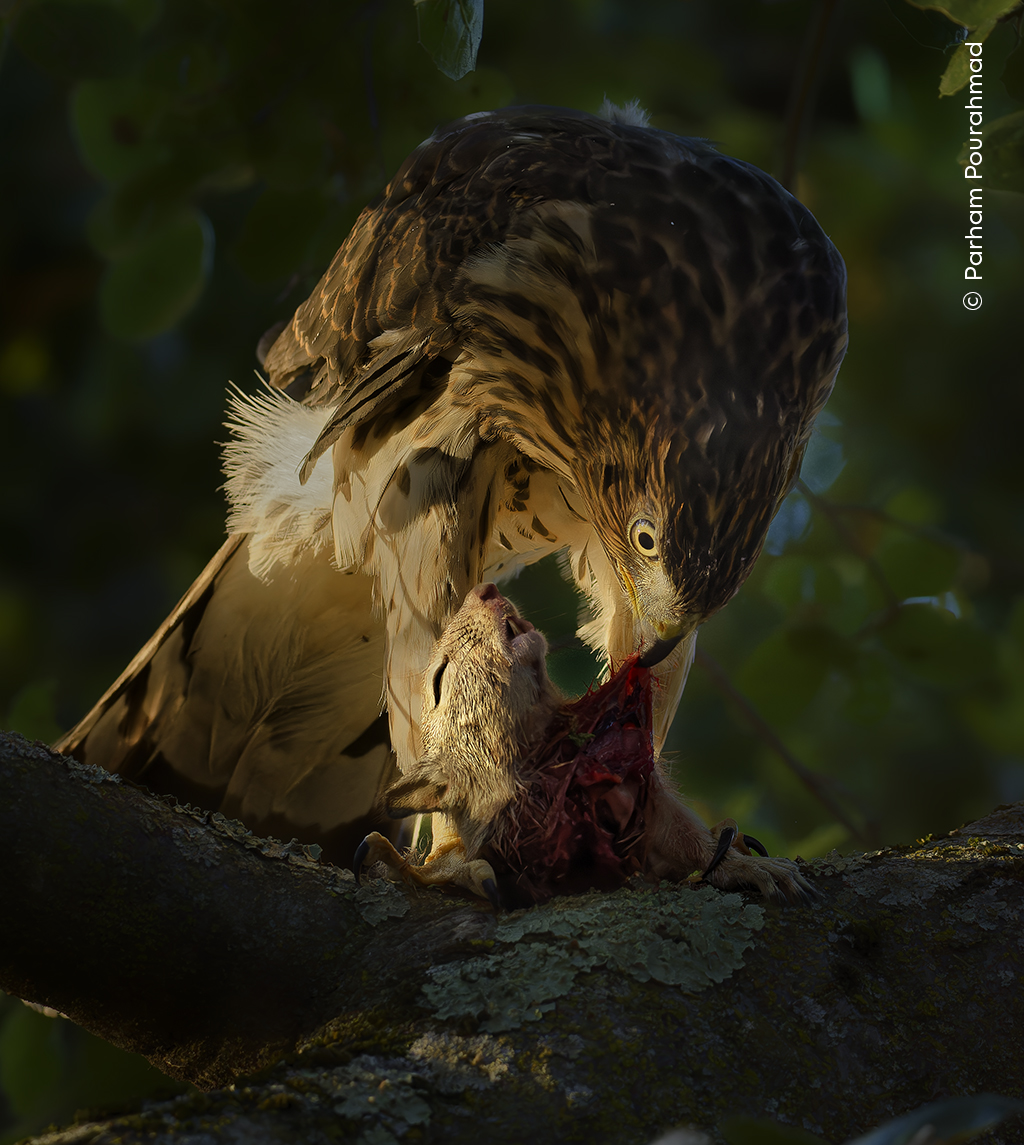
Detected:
[384,764,448,817]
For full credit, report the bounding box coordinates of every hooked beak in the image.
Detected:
[638,623,686,668]
[617,562,688,668]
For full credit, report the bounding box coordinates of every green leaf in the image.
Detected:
[99,211,213,340]
[885,0,971,48]
[939,21,995,95]
[958,109,1024,191]
[14,1,137,80]
[761,555,816,610]
[85,193,147,259]
[906,0,1021,27]
[85,162,221,260]
[850,47,893,122]
[941,40,974,96]
[875,533,959,599]
[884,487,942,526]
[415,0,484,81]
[962,642,1024,752]
[737,625,849,725]
[788,622,857,670]
[71,77,167,183]
[877,603,994,688]
[84,177,207,261]
[92,147,251,255]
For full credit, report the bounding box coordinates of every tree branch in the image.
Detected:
[779,0,842,194]
[2,731,1023,1144]
[0,732,481,1089]
[798,479,902,613]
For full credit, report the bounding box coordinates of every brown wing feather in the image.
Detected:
[56,535,246,768]
[58,538,399,864]
[263,107,705,407]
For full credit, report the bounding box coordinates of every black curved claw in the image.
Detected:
[742,832,769,858]
[353,837,371,884]
[703,824,737,879]
[481,877,502,912]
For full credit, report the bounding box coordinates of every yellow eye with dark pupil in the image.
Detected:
[629,518,659,558]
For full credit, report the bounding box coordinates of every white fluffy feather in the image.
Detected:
[222,382,336,580]
[599,98,650,127]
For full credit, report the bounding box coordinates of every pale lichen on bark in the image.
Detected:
[421,884,766,1031]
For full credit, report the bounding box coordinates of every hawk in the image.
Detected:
[58,103,847,864]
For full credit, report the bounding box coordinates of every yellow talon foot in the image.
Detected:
[354,833,501,908]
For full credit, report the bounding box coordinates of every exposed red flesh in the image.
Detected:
[488,656,656,906]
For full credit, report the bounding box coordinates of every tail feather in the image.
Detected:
[56,535,243,774]
[56,536,398,865]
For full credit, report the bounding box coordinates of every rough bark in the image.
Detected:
[1,730,1022,1145]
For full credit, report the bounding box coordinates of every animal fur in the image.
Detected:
[384,584,814,906]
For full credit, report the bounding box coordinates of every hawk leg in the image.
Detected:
[354,831,501,909]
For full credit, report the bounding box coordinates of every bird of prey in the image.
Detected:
[58,103,847,864]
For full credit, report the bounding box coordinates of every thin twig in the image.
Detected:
[798,478,901,611]
[359,0,387,183]
[694,646,874,848]
[810,497,972,553]
[779,0,842,194]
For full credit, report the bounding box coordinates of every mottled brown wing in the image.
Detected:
[261,108,731,460]
[57,538,400,865]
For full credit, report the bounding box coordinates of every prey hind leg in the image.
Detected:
[701,817,817,905]
[643,777,818,905]
[354,831,501,909]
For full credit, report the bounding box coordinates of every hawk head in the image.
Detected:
[459,119,848,664]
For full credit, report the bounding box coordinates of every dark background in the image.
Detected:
[1,0,1022,1136]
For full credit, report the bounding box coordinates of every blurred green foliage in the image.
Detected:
[1,0,1023,1132]
[0,995,186,1143]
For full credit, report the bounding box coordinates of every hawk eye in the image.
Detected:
[629,518,659,559]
